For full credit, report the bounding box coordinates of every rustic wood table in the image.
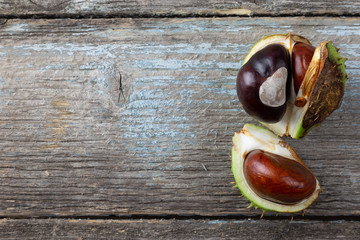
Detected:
[0,1,359,239]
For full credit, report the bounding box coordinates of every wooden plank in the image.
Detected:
[0,0,359,17]
[0,17,359,218]
[0,218,359,239]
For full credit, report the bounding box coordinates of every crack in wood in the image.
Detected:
[0,12,359,20]
[0,214,359,222]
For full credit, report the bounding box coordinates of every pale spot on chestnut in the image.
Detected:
[259,67,288,107]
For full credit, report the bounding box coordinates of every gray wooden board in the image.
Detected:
[0,0,360,17]
[0,218,359,239]
[0,17,359,218]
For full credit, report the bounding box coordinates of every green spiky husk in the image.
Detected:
[327,42,347,84]
[231,124,322,213]
[298,42,347,138]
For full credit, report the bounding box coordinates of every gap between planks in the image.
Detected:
[0,214,360,222]
[0,12,360,20]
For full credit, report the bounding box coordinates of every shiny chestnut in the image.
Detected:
[237,44,290,123]
[244,150,316,204]
[292,43,316,94]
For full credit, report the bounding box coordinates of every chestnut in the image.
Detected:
[237,44,290,123]
[244,150,316,204]
[292,43,316,94]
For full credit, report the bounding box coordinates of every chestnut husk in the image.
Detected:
[232,124,322,213]
[237,33,347,138]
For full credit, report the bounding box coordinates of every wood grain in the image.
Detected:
[0,17,359,218]
[0,0,359,17]
[0,218,359,239]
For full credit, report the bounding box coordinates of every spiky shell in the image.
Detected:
[240,33,347,138]
[232,124,322,213]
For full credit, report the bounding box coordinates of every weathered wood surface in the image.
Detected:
[0,0,359,17]
[0,17,359,219]
[0,219,359,239]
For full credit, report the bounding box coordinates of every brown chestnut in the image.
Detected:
[244,149,316,204]
[292,43,315,95]
[237,44,290,123]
